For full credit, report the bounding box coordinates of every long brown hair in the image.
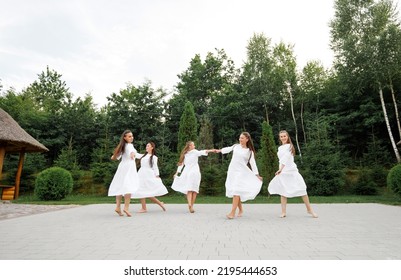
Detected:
[140,142,156,168]
[112,130,133,159]
[178,141,193,165]
[279,130,295,155]
[241,132,256,158]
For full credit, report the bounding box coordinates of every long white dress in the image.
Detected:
[221,144,262,202]
[171,149,208,194]
[132,153,168,199]
[108,143,140,196]
[268,143,307,198]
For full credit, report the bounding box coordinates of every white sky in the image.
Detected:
[1,0,401,107]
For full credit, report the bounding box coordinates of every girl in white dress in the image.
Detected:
[108,130,140,217]
[133,142,168,213]
[216,132,263,219]
[171,141,215,213]
[268,130,318,218]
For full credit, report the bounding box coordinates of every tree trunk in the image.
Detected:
[389,80,401,141]
[379,87,400,162]
[287,83,302,157]
[300,101,307,144]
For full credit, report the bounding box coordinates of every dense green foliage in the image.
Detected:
[34,167,73,200]
[387,164,401,196]
[258,122,278,191]
[177,101,198,153]
[1,0,401,197]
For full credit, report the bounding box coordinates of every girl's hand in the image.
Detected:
[256,175,263,181]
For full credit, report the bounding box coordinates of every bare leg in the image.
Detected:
[149,197,166,211]
[115,195,123,216]
[302,195,318,218]
[237,200,243,217]
[138,198,147,213]
[123,194,132,217]
[227,195,240,219]
[186,192,194,213]
[280,196,287,218]
[191,192,197,212]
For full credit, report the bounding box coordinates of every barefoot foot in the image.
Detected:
[160,202,166,211]
[308,211,318,218]
[115,209,123,216]
[226,214,234,219]
[123,209,132,217]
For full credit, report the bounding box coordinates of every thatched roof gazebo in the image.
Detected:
[0,108,48,200]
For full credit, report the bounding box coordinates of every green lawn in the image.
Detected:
[14,192,401,206]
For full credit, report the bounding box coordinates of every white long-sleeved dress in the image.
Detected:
[171,149,208,194]
[221,144,262,202]
[267,143,307,198]
[108,143,140,196]
[132,153,168,199]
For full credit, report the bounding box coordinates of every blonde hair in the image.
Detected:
[279,130,295,155]
[178,141,194,165]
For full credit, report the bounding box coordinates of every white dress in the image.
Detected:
[108,143,140,196]
[221,144,262,202]
[131,153,168,199]
[171,149,208,194]
[268,144,307,198]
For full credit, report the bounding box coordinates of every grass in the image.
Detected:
[13,192,401,206]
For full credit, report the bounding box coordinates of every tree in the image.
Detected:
[22,67,72,163]
[298,61,329,144]
[173,48,240,147]
[258,121,278,190]
[106,81,167,149]
[301,118,345,196]
[198,116,223,195]
[60,94,98,168]
[240,33,276,137]
[330,0,401,162]
[177,101,197,153]
[24,66,72,114]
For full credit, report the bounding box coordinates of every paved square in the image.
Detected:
[0,203,400,260]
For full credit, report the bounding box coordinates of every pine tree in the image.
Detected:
[258,121,278,192]
[177,101,198,153]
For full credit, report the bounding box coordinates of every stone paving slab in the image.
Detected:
[0,203,400,260]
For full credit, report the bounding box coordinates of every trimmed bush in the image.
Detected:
[387,164,401,196]
[34,167,73,200]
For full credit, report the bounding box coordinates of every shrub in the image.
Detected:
[34,167,73,200]
[387,164,401,196]
[351,169,378,195]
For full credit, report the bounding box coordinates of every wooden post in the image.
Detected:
[14,149,26,199]
[0,146,5,181]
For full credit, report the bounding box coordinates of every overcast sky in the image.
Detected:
[1,0,401,107]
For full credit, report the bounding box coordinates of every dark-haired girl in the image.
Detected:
[109,130,139,217]
[133,142,168,213]
[268,130,318,218]
[216,132,263,219]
